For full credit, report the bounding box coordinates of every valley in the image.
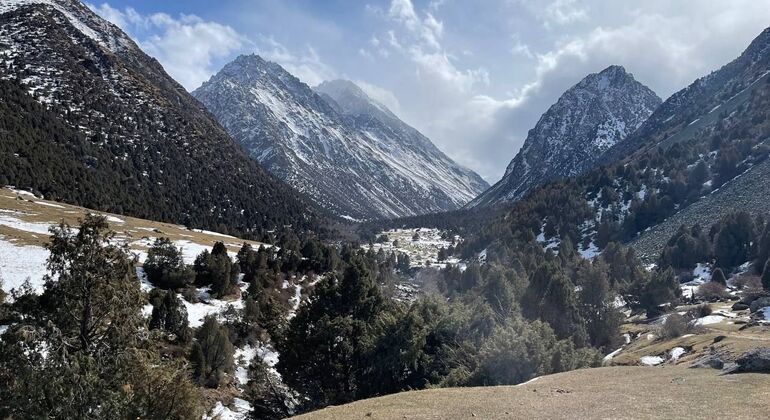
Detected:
[2,1,770,419]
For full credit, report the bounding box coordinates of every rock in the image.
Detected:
[690,355,724,369]
[739,321,759,330]
[749,297,770,313]
[727,348,770,373]
[732,302,750,311]
[713,335,727,343]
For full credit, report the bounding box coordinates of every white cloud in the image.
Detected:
[88,3,244,90]
[257,37,335,86]
[355,80,402,115]
[544,0,589,26]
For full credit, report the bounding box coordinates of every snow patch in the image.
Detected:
[640,355,664,366]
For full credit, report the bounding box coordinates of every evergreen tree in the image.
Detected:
[144,237,194,289]
[246,357,291,420]
[276,256,392,409]
[639,268,681,318]
[577,261,623,350]
[714,212,755,270]
[194,242,239,297]
[191,316,235,388]
[0,215,200,418]
[711,268,727,286]
[149,290,191,342]
[762,260,770,291]
[521,262,587,345]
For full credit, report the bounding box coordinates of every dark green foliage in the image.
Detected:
[276,256,390,408]
[756,224,770,273]
[639,268,681,318]
[522,263,587,346]
[762,260,770,290]
[714,212,756,270]
[577,261,624,351]
[144,237,195,289]
[246,357,291,420]
[194,242,239,297]
[467,320,599,386]
[0,215,200,418]
[149,290,191,343]
[191,316,235,388]
[711,268,727,285]
[659,225,712,270]
[44,214,143,353]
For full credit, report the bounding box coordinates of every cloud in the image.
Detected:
[88,3,244,90]
[355,80,402,115]
[544,0,589,26]
[256,37,336,86]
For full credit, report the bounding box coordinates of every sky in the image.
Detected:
[87,0,770,182]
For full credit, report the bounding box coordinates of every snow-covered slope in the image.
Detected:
[192,56,488,220]
[0,0,317,233]
[469,66,660,207]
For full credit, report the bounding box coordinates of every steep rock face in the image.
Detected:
[0,0,318,234]
[193,56,488,220]
[469,66,660,207]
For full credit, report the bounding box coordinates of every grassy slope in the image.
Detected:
[0,187,264,252]
[294,366,770,419]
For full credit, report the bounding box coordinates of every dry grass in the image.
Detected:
[293,366,770,420]
[0,187,264,254]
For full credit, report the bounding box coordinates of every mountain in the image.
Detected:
[458,27,770,263]
[468,65,661,207]
[603,27,770,163]
[192,55,488,221]
[0,0,318,235]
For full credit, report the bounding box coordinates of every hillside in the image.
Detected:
[193,55,488,220]
[293,366,770,419]
[0,186,265,293]
[0,0,319,236]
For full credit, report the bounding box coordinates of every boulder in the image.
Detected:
[726,348,770,373]
[690,355,724,370]
[731,302,750,311]
[749,297,770,313]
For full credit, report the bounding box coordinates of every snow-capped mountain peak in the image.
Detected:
[470,65,661,207]
[193,57,489,220]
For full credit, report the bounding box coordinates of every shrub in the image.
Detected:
[660,313,690,339]
[688,304,712,318]
[697,282,729,301]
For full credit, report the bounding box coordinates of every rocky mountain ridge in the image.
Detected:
[469,65,661,207]
[193,55,488,221]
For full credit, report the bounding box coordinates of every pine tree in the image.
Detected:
[711,268,727,286]
[44,214,142,353]
[149,290,191,342]
[191,316,235,388]
[144,237,194,289]
[194,242,239,297]
[762,260,770,291]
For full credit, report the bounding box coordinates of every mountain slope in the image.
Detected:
[469,66,660,207]
[192,55,488,220]
[604,28,770,163]
[0,0,318,235]
[456,27,770,264]
[293,367,770,420]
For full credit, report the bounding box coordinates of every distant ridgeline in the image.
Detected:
[378,26,770,265]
